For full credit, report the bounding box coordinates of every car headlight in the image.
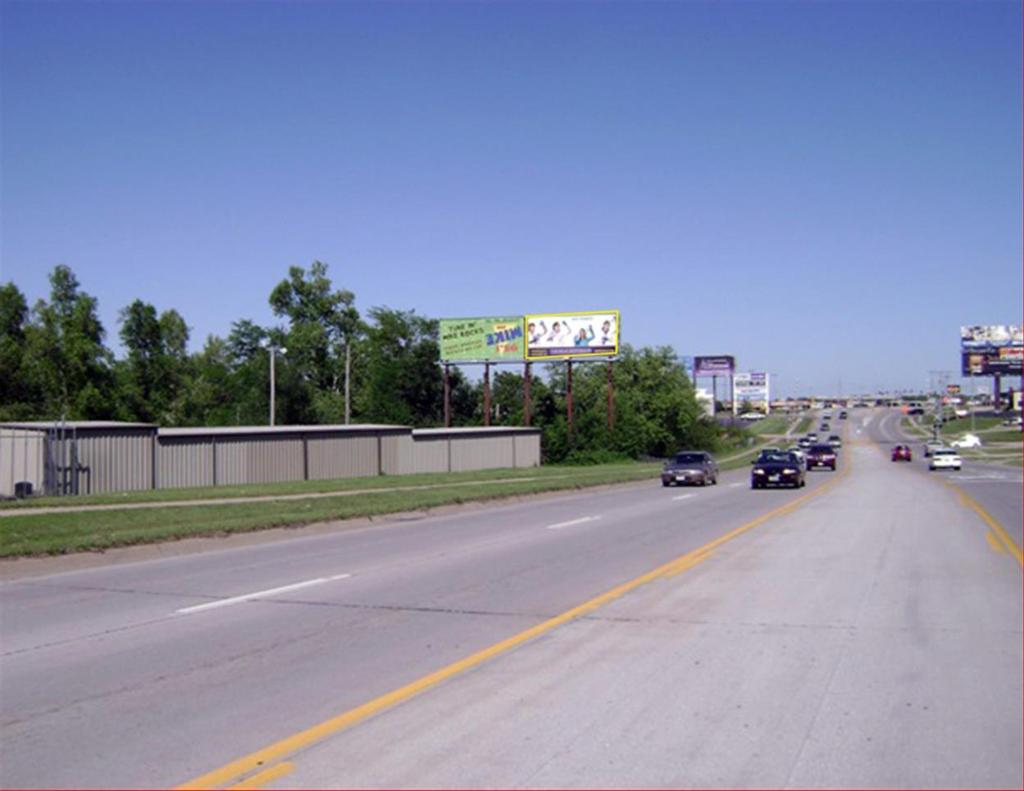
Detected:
[783,468,796,474]
[753,469,766,475]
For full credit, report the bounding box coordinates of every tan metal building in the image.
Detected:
[155,425,411,489]
[1,422,542,497]
[409,427,542,474]
[0,421,157,496]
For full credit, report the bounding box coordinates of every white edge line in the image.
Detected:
[546,515,601,530]
[672,494,696,501]
[728,482,744,488]
[176,573,352,615]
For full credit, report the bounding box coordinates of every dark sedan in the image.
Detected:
[661,451,719,487]
[751,451,806,489]
[806,444,837,471]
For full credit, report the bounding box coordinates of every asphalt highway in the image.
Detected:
[0,410,1020,789]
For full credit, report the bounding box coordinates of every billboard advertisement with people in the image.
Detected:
[960,325,1023,376]
[524,311,620,360]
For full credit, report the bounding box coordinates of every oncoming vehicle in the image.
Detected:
[806,444,837,471]
[751,451,806,489]
[929,448,962,471]
[891,444,913,462]
[661,451,719,487]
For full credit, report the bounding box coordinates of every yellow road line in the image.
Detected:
[176,461,852,790]
[661,549,714,578]
[985,531,1007,555]
[225,762,293,790]
[947,484,1023,567]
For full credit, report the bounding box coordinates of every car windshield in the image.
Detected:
[934,449,956,456]
[810,445,833,452]
[760,452,796,463]
[673,453,704,464]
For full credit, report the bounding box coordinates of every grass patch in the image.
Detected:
[747,416,790,436]
[968,430,1024,444]
[0,465,651,511]
[0,463,662,557]
[793,416,813,435]
[938,416,1005,436]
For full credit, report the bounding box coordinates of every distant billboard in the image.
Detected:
[960,325,1023,376]
[440,316,525,362]
[734,371,768,397]
[524,311,619,360]
[694,355,735,376]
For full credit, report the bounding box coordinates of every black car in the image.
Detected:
[662,451,719,487]
[751,451,806,489]
[806,444,837,470]
[839,410,848,419]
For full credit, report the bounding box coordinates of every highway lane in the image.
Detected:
[866,407,1023,551]
[208,435,1021,788]
[2,453,842,789]
[2,415,1019,789]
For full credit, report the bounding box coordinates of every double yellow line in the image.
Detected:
[178,464,851,790]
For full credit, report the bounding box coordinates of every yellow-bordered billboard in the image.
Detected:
[524,310,620,360]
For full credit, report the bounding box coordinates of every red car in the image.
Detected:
[806,444,837,471]
[891,444,913,462]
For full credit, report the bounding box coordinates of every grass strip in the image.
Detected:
[0,464,653,511]
[0,464,661,557]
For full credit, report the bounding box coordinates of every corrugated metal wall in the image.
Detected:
[75,430,154,494]
[216,436,305,485]
[0,428,46,497]
[3,425,542,496]
[514,433,541,468]
[450,434,516,472]
[408,436,450,474]
[307,433,380,480]
[157,438,215,489]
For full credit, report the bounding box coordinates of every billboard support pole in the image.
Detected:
[993,375,1001,411]
[443,364,451,428]
[567,360,574,439]
[607,360,615,431]
[483,362,492,427]
[523,362,532,427]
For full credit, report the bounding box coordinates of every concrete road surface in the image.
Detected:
[1,416,1019,789]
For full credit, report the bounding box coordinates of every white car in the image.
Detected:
[929,448,962,471]
[950,433,982,449]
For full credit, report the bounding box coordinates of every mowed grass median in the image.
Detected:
[0,463,662,557]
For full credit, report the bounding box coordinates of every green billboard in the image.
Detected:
[440,317,525,362]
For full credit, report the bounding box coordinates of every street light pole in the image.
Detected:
[266,344,287,427]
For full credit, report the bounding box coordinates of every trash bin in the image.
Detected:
[14,481,33,499]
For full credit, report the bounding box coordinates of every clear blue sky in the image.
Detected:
[2,0,1020,396]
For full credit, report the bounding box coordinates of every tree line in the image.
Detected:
[0,262,721,462]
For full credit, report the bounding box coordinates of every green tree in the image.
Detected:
[357,307,443,426]
[0,282,37,418]
[21,266,114,419]
[269,261,361,422]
